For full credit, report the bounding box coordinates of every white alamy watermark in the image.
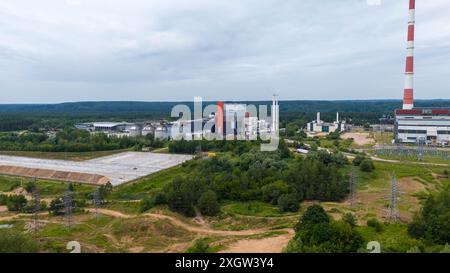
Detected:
[170,96,280,151]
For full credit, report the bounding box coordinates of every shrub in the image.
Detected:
[342,213,357,228]
[6,195,27,212]
[352,155,366,166]
[49,198,64,216]
[278,194,299,213]
[24,182,37,194]
[197,190,220,216]
[408,187,450,244]
[296,204,329,232]
[261,180,288,204]
[0,230,39,253]
[367,218,383,232]
[139,197,154,213]
[360,159,375,172]
[185,239,210,253]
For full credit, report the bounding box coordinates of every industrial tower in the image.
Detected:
[402,0,415,110]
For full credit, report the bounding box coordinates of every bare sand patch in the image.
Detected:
[219,232,293,253]
[342,132,375,146]
[398,177,427,194]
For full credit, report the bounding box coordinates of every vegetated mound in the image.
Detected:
[0,165,109,185]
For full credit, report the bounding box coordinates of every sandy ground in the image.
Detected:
[342,132,375,146]
[88,208,282,236]
[86,208,295,253]
[0,152,192,186]
[219,232,294,253]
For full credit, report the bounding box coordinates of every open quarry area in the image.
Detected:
[0,152,192,186]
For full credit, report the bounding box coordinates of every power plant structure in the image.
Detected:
[394,0,450,146]
[306,112,347,136]
[215,95,279,140]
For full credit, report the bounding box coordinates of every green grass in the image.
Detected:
[0,175,21,192]
[0,175,96,197]
[357,223,423,253]
[103,201,141,214]
[110,166,187,200]
[371,152,450,165]
[374,161,443,184]
[0,149,130,161]
[222,202,297,218]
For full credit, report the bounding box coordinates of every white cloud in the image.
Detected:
[66,0,81,6]
[0,0,449,103]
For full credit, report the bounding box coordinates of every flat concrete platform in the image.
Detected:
[0,152,192,186]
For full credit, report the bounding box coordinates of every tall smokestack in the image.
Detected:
[403,0,415,110]
[217,101,224,135]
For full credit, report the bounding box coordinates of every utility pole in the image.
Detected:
[93,188,101,219]
[349,168,358,208]
[64,190,74,229]
[31,182,40,237]
[388,171,399,221]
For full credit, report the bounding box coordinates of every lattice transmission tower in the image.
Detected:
[387,172,399,221]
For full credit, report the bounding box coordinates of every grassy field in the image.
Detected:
[371,132,394,146]
[2,150,447,253]
[357,223,423,253]
[110,166,187,200]
[0,149,131,161]
[222,202,298,218]
[370,152,450,165]
[0,174,97,198]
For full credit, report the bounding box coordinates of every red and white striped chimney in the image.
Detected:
[402,0,415,110]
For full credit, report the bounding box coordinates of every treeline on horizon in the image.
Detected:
[1,100,450,132]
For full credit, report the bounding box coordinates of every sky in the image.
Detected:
[0,0,449,103]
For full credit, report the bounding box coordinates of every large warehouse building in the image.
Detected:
[394,0,450,146]
[395,109,450,144]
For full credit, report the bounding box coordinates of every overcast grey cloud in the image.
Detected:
[0,0,449,103]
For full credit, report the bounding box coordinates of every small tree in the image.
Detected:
[360,159,375,172]
[262,180,288,204]
[197,190,220,216]
[296,204,329,232]
[278,194,299,212]
[99,182,113,199]
[367,218,383,232]
[49,198,65,216]
[342,213,357,228]
[24,182,37,194]
[6,195,27,212]
[352,155,366,166]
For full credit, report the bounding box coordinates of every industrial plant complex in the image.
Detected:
[394,0,450,146]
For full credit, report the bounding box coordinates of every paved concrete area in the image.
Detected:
[0,152,192,186]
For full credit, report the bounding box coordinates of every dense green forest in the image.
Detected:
[0,129,163,152]
[1,100,450,131]
[142,143,353,216]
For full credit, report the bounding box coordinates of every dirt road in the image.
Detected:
[89,208,291,237]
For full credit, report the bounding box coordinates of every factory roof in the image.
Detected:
[92,122,130,128]
[395,108,450,116]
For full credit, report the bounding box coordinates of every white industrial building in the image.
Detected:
[306,112,346,136]
[395,109,450,145]
[75,122,133,133]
